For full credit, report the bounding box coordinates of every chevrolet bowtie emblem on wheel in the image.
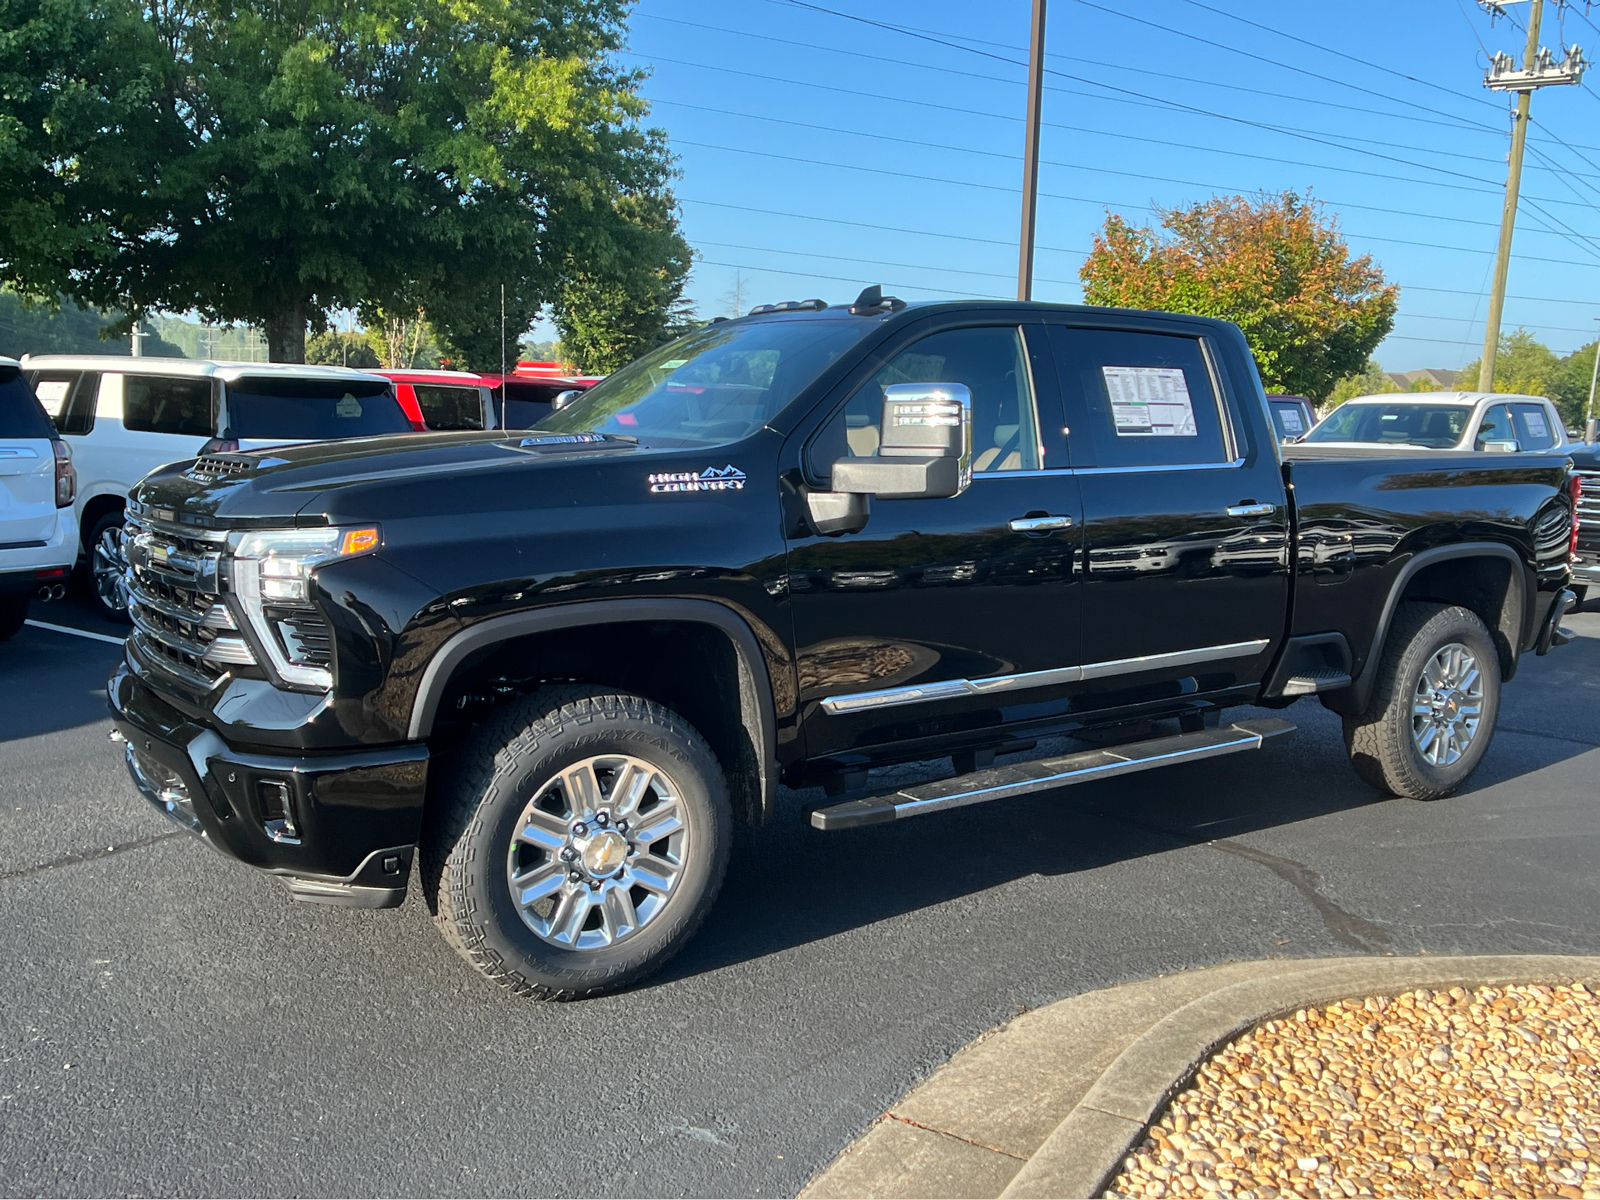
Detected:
[648,465,747,494]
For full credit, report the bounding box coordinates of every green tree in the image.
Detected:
[305,330,380,369]
[1559,341,1598,430]
[1458,328,1562,401]
[1080,191,1397,403]
[1,0,691,365]
[0,291,183,357]
[1326,359,1403,406]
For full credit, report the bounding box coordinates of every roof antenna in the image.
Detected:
[849,284,905,315]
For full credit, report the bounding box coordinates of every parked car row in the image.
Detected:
[1292,391,1571,454]
[6,355,600,623]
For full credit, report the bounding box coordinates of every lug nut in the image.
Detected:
[615,819,629,833]
[587,879,600,891]
[559,848,576,862]
[572,821,587,836]
[595,812,610,827]
[568,871,582,883]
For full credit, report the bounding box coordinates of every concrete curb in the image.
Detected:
[802,955,1600,1200]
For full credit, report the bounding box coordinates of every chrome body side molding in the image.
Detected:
[819,639,1271,716]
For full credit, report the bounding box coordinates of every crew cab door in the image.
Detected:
[783,317,1083,762]
[1042,321,1288,712]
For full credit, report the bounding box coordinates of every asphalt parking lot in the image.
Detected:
[2,593,1597,1197]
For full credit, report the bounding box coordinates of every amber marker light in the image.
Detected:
[340,527,381,556]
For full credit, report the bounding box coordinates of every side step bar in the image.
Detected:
[806,718,1296,831]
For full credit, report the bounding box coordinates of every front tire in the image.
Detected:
[423,686,732,999]
[1343,602,1500,800]
[86,510,130,623]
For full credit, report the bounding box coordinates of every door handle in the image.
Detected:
[1009,515,1074,532]
[1226,502,1277,518]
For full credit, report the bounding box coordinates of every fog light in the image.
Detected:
[259,779,301,844]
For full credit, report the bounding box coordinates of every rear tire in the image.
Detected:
[86,510,130,624]
[0,594,28,640]
[423,686,732,999]
[1342,602,1500,800]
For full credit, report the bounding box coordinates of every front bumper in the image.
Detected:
[108,661,429,908]
[1572,546,1600,587]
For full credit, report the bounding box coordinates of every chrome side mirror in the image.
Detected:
[828,382,972,500]
[1481,439,1520,454]
[552,389,582,412]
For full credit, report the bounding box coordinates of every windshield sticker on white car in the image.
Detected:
[649,465,747,494]
[1102,366,1198,437]
[1525,410,1549,439]
[336,394,363,418]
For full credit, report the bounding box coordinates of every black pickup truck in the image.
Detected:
[108,291,1580,998]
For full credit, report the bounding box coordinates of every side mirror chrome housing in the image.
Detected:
[1481,439,1520,454]
[552,389,582,411]
[828,382,972,501]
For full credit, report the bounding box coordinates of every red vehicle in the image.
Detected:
[378,364,598,432]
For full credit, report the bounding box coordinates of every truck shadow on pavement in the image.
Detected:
[659,629,1600,985]
[0,620,122,744]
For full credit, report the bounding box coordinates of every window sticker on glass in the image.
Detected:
[1102,366,1197,437]
[1525,409,1549,439]
[1280,409,1304,434]
[34,379,71,414]
[660,359,688,370]
[336,394,363,418]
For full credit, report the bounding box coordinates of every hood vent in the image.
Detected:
[186,455,256,481]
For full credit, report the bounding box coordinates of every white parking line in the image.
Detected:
[24,619,126,647]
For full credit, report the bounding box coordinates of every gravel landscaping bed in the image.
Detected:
[1108,983,1600,1199]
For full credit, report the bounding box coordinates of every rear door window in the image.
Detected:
[0,365,56,439]
[414,385,484,431]
[124,375,215,437]
[225,377,411,440]
[494,381,567,429]
[1269,400,1309,439]
[1047,326,1231,468]
[26,370,97,435]
[1511,403,1556,450]
[1475,405,1514,450]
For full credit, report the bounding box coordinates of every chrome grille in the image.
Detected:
[123,510,254,685]
[1577,470,1600,531]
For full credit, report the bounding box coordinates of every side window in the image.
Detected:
[1511,403,1556,450]
[1048,327,1230,468]
[414,385,484,431]
[27,371,97,435]
[123,375,214,437]
[1475,404,1513,450]
[806,325,1041,480]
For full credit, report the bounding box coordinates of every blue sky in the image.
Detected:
[620,0,1600,373]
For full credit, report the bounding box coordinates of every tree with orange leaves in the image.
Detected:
[1079,192,1397,403]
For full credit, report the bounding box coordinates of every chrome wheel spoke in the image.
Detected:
[550,888,592,945]
[629,853,680,895]
[630,802,684,847]
[515,808,569,852]
[608,761,654,818]
[512,863,566,908]
[602,885,640,940]
[561,761,602,820]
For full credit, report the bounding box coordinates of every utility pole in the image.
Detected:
[1017,0,1047,301]
[1586,317,1600,442]
[1478,0,1587,390]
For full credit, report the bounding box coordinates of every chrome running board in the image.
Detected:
[806,718,1297,831]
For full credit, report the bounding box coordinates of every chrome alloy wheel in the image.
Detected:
[93,524,129,613]
[505,754,689,951]
[1411,642,1484,768]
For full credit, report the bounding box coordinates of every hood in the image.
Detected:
[1568,442,1600,471]
[131,429,648,526]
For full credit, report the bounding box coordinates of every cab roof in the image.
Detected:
[1337,391,1554,407]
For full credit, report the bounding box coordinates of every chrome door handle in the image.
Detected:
[1226,503,1277,518]
[1009,515,1074,532]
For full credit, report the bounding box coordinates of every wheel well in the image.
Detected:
[1392,554,1519,677]
[78,493,126,557]
[427,620,767,824]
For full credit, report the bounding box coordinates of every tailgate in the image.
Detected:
[0,438,57,545]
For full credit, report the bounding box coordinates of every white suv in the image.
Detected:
[19,356,412,619]
[0,357,77,638]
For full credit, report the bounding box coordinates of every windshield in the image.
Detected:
[1305,402,1474,449]
[226,377,412,441]
[536,318,871,447]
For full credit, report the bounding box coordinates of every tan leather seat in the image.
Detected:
[846,422,880,457]
[974,424,1022,472]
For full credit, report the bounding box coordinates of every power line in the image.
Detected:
[695,239,1086,286]
[651,95,1595,240]
[694,257,1008,300]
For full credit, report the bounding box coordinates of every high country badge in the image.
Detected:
[649,465,747,494]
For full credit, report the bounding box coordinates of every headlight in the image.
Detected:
[229,526,380,690]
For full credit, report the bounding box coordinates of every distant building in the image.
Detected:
[1385,368,1460,391]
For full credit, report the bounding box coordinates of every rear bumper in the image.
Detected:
[0,513,76,594]
[108,661,429,908]
[1572,546,1600,586]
